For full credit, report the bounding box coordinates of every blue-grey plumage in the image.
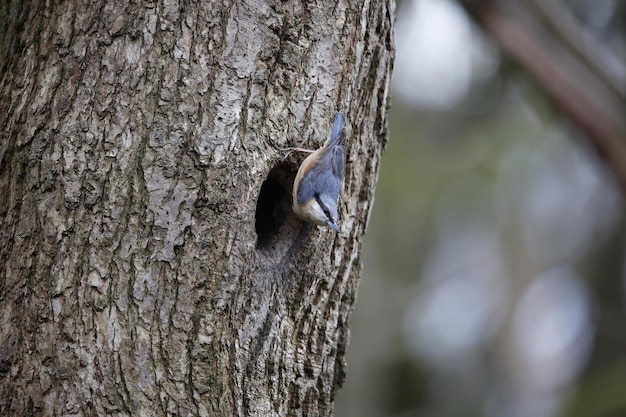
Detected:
[292,112,347,232]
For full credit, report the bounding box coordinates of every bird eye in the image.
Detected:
[314,193,333,221]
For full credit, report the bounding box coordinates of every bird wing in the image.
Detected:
[296,129,346,205]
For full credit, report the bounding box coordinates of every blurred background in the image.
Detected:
[335,1,626,416]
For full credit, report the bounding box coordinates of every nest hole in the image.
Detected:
[255,162,301,251]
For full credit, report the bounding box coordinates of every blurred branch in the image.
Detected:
[460,0,626,193]
[527,0,625,101]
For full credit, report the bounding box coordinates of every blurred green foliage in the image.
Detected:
[336,1,626,416]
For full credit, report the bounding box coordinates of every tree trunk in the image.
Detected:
[0,0,394,416]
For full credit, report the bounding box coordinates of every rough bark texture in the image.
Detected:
[0,0,394,416]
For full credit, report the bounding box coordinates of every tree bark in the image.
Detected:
[0,0,394,416]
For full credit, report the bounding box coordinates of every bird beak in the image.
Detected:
[327,220,340,233]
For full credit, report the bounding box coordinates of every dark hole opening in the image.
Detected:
[255,163,296,250]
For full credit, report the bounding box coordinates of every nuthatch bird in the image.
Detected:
[291,112,346,232]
